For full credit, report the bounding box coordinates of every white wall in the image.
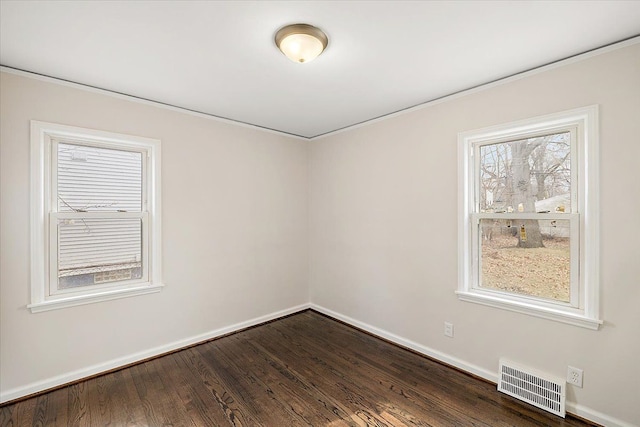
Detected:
[0,72,309,400]
[309,43,640,426]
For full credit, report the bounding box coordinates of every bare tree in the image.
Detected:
[532,135,571,202]
[480,132,571,249]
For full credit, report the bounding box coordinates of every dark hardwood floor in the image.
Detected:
[1,310,596,426]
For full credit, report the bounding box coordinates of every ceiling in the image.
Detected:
[1,1,639,139]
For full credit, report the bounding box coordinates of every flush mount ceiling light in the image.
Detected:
[275,24,328,63]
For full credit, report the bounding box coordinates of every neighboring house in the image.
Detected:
[57,142,142,288]
[535,194,571,238]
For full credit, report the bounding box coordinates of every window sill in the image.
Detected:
[28,283,164,313]
[455,291,602,330]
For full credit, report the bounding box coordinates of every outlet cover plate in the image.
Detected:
[567,366,583,387]
[444,322,454,338]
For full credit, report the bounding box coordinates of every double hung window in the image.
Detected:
[457,106,601,329]
[30,121,162,312]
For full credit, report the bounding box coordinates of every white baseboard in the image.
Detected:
[0,303,311,404]
[565,402,637,427]
[309,303,635,427]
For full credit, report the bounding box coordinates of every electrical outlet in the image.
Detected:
[567,366,583,387]
[444,322,454,338]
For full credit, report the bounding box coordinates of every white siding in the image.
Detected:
[57,218,141,273]
[57,142,142,212]
[56,142,142,273]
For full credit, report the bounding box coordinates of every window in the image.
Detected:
[457,106,601,329]
[30,121,163,312]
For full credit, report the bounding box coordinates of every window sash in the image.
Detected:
[471,126,578,216]
[470,213,580,309]
[51,138,148,214]
[48,212,149,298]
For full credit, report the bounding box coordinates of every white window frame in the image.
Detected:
[29,121,163,313]
[457,106,601,329]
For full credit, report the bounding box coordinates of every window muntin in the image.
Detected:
[29,121,162,312]
[457,106,601,329]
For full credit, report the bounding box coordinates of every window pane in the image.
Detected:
[479,132,571,214]
[57,218,142,289]
[57,142,142,212]
[480,218,570,302]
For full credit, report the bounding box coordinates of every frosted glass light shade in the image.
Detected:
[275,24,328,63]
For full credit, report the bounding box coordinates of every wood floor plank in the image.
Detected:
[152,352,206,425]
[94,367,148,426]
[85,375,111,426]
[41,388,68,426]
[0,310,598,427]
[130,359,194,427]
[0,405,15,426]
[144,357,198,427]
[67,382,90,426]
[0,398,39,427]
[181,345,265,426]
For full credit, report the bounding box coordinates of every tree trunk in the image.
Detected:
[509,140,544,248]
[516,219,544,248]
[533,144,548,201]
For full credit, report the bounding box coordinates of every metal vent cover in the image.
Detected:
[498,359,566,417]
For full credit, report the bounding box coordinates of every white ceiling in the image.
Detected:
[1,1,639,138]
